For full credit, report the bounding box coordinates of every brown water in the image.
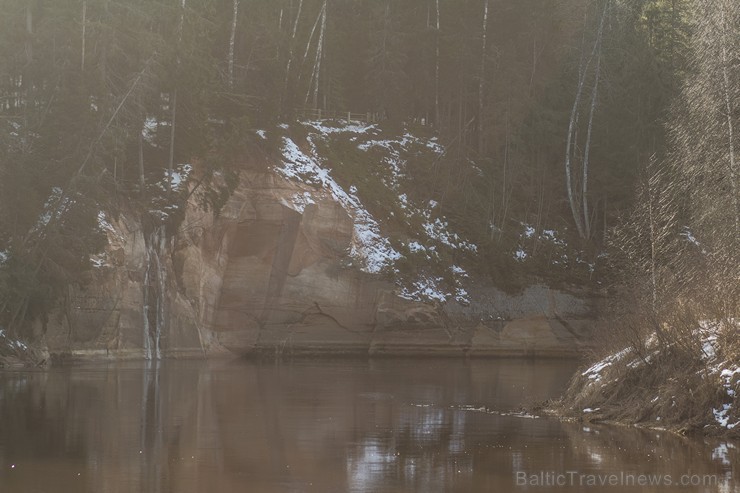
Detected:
[0,358,736,492]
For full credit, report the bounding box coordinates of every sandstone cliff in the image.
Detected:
[37,121,595,360]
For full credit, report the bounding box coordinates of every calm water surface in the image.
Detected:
[0,358,736,492]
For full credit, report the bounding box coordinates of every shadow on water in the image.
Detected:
[0,358,736,492]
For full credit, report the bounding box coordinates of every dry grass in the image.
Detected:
[553,296,739,437]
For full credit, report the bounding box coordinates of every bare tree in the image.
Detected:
[25,4,33,64]
[305,1,327,109]
[282,0,304,112]
[168,0,187,190]
[434,0,441,127]
[581,33,603,240]
[228,0,239,87]
[81,1,87,72]
[299,3,325,88]
[478,0,489,156]
[718,6,738,235]
[564,0,608,239]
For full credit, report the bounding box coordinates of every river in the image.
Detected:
[0,358,736,492]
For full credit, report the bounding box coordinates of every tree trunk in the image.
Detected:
[564,0,608,239]
[228,0,239,87]
[299,4,325,85]
[648,169,658,311]
[168,90,177,192]
[719,8,738,235]
[435,0,440,127]
[478,0,489,156]
[139,127,146,192]
[25,5,33,64]
[81,1,87,72]
[306,2,327,109]
[282,0,304,113]
[168,0,186,190]
[581,39,602,240]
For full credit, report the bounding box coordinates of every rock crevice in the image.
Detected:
[40,171,594,360]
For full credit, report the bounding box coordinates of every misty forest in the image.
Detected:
[0,0,738,490]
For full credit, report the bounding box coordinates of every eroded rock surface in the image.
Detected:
[41,171,594,360]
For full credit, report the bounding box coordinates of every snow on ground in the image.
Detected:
[91,211,126,268]
[515,223,569,263]
[422,214,478,252]
[279,191,316,214]
[450,265,470,304]
[701,322,740,427]
[304,120,377,136]
[398,199,477,254]
[276,135,400,274]
[31,187,79,239]
[681,226,707,252]
[398,276,449,303]
[152,162,192,193]
[164,163,192,192]
[89,254,107,268]
[581,348,632,383]
[581,320,740,430]
[142,117,165,146]
[96,211,116,234]
[275,119,477,299]
[0,329,28,351]
[395,264,469,304]
[711,442,736,466]
[148,163,194,221]
[710,347,740,430]
[713,404,735,429]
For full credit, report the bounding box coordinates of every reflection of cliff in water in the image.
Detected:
[0,360,736,492]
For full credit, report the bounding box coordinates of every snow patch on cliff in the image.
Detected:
[275,119,476,301]
[399,276,449,303]
[304,120,378,136]
[148,163,193,221]
[276,136,400,274]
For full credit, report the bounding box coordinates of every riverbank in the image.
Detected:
[1,318,591,367]
[550,320,740,438]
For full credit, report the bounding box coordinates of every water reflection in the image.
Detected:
[0,358,736,492]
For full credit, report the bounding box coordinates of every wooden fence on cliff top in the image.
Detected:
[294,107,378,123]
[294,107,433,127]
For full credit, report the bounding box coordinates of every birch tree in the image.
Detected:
[228,0,239,87]
[168,0,187,190]
[25,4,33,64]
[305,1,327,109]
[478,0,489,156]
[81,1,87,72]
[282,0,304,112]
[434,0,440,126]
[564,0,609,239]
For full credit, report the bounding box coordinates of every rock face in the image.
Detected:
[40,170,594,361]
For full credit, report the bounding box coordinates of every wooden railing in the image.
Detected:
[294,107,434,127]
[294,107,379,124]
